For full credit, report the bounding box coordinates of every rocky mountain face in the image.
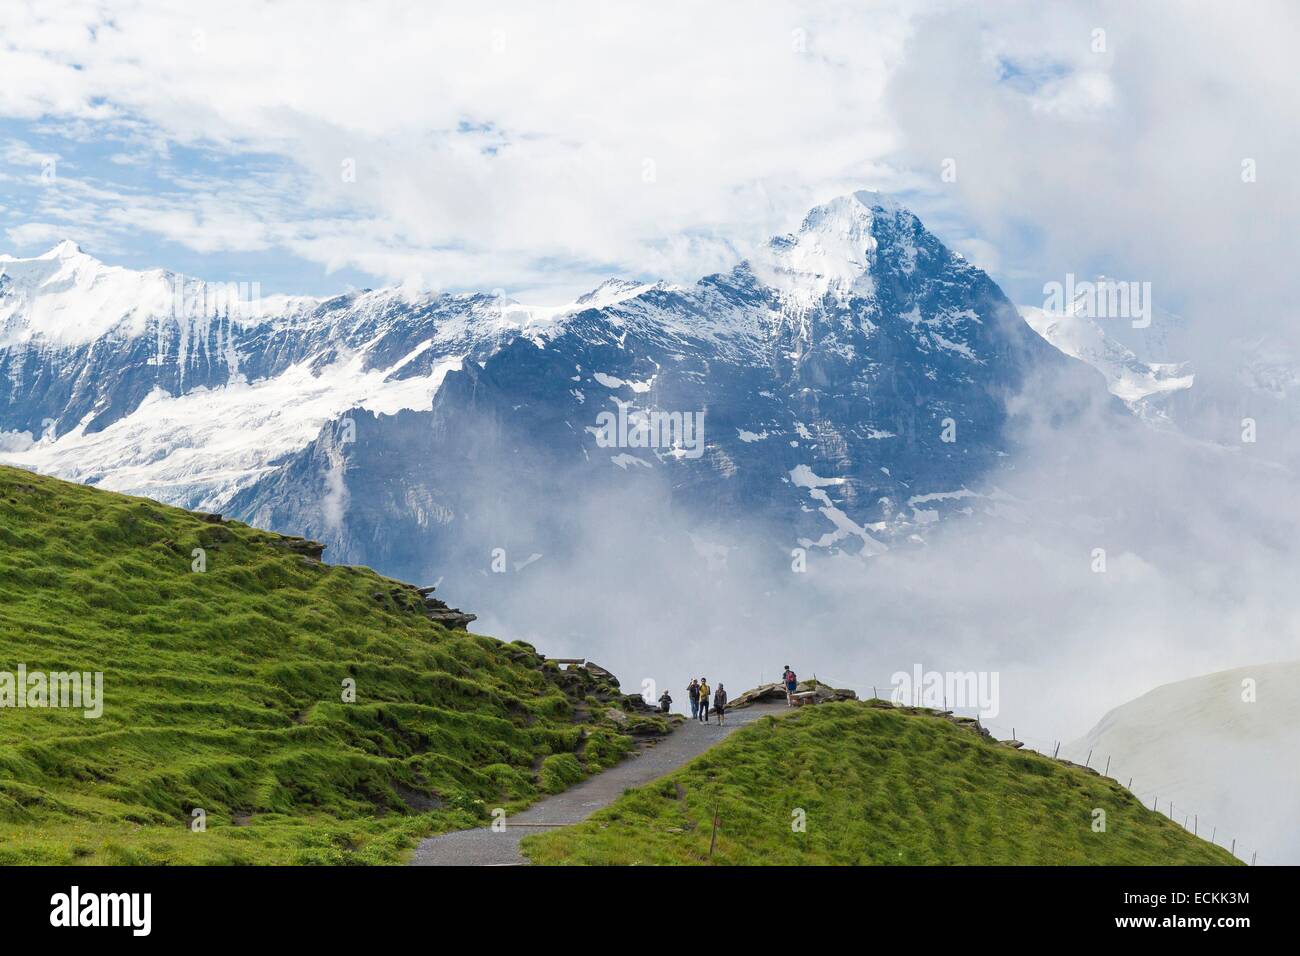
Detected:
[0,241,558,506]
[3,191,1109,591]
[225,192,1106,588]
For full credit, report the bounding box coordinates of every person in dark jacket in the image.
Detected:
[658,690,673,714]
[713,683,727,724]
[687,679,700,719]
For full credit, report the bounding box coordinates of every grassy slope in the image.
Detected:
[523,702,1240,865]
[0,465,649,864]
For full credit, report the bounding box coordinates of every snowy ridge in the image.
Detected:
[0,243,681,508]
[0,240,311,348]
[1020,304,1193,420]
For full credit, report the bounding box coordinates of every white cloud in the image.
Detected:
[0,0,1295,323]
[0,1,922,293]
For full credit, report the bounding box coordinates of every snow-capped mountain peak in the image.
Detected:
[757,190,920,305]
[0,242,174,347]
[2,191,1094,555]
[37,238,87,260]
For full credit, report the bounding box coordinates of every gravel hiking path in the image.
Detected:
[409,700,790,866]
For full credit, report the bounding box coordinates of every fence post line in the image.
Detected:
[1252,851,1256,866]
[1231,838,1236,857]
[1104,755,1110,776]
[1085,748,1091,768]
[1194,815,1197,836]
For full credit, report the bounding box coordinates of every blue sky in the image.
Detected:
[0,117,379,296]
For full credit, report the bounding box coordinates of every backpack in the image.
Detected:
[785,670,797,686]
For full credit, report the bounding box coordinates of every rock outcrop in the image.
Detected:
[270,535,326,560]
[367,580,476,630]
[728,680,858,709]
[417,586,477,630]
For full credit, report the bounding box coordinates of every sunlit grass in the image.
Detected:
[522,702,1241,866]
[0,465,633,864]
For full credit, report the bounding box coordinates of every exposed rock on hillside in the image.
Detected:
[729,680,858,709]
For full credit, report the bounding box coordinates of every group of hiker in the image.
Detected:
[683,677,728,723]
[655,665,802,724]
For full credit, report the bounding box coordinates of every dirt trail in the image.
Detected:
[409,700,790,866]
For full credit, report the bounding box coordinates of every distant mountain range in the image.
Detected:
[0,191,1184,587]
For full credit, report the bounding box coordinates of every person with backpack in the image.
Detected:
[782,665,798,706]
[658,689,673,714]
[687,679,700,719]
[697,677,711,722]
[713,683,727,724]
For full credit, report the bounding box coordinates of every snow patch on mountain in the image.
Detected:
[2,350,462,509]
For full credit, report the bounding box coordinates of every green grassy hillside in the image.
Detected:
[522,701,1240,865]
[0,465,648,864]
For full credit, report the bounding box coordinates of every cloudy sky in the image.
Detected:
[1,0,1295,331]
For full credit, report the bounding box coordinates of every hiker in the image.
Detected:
[713,683,727,724]
[782,665,798,707]
[687,678,700,719]
[658,689,673,714]
[698,677,711,722]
